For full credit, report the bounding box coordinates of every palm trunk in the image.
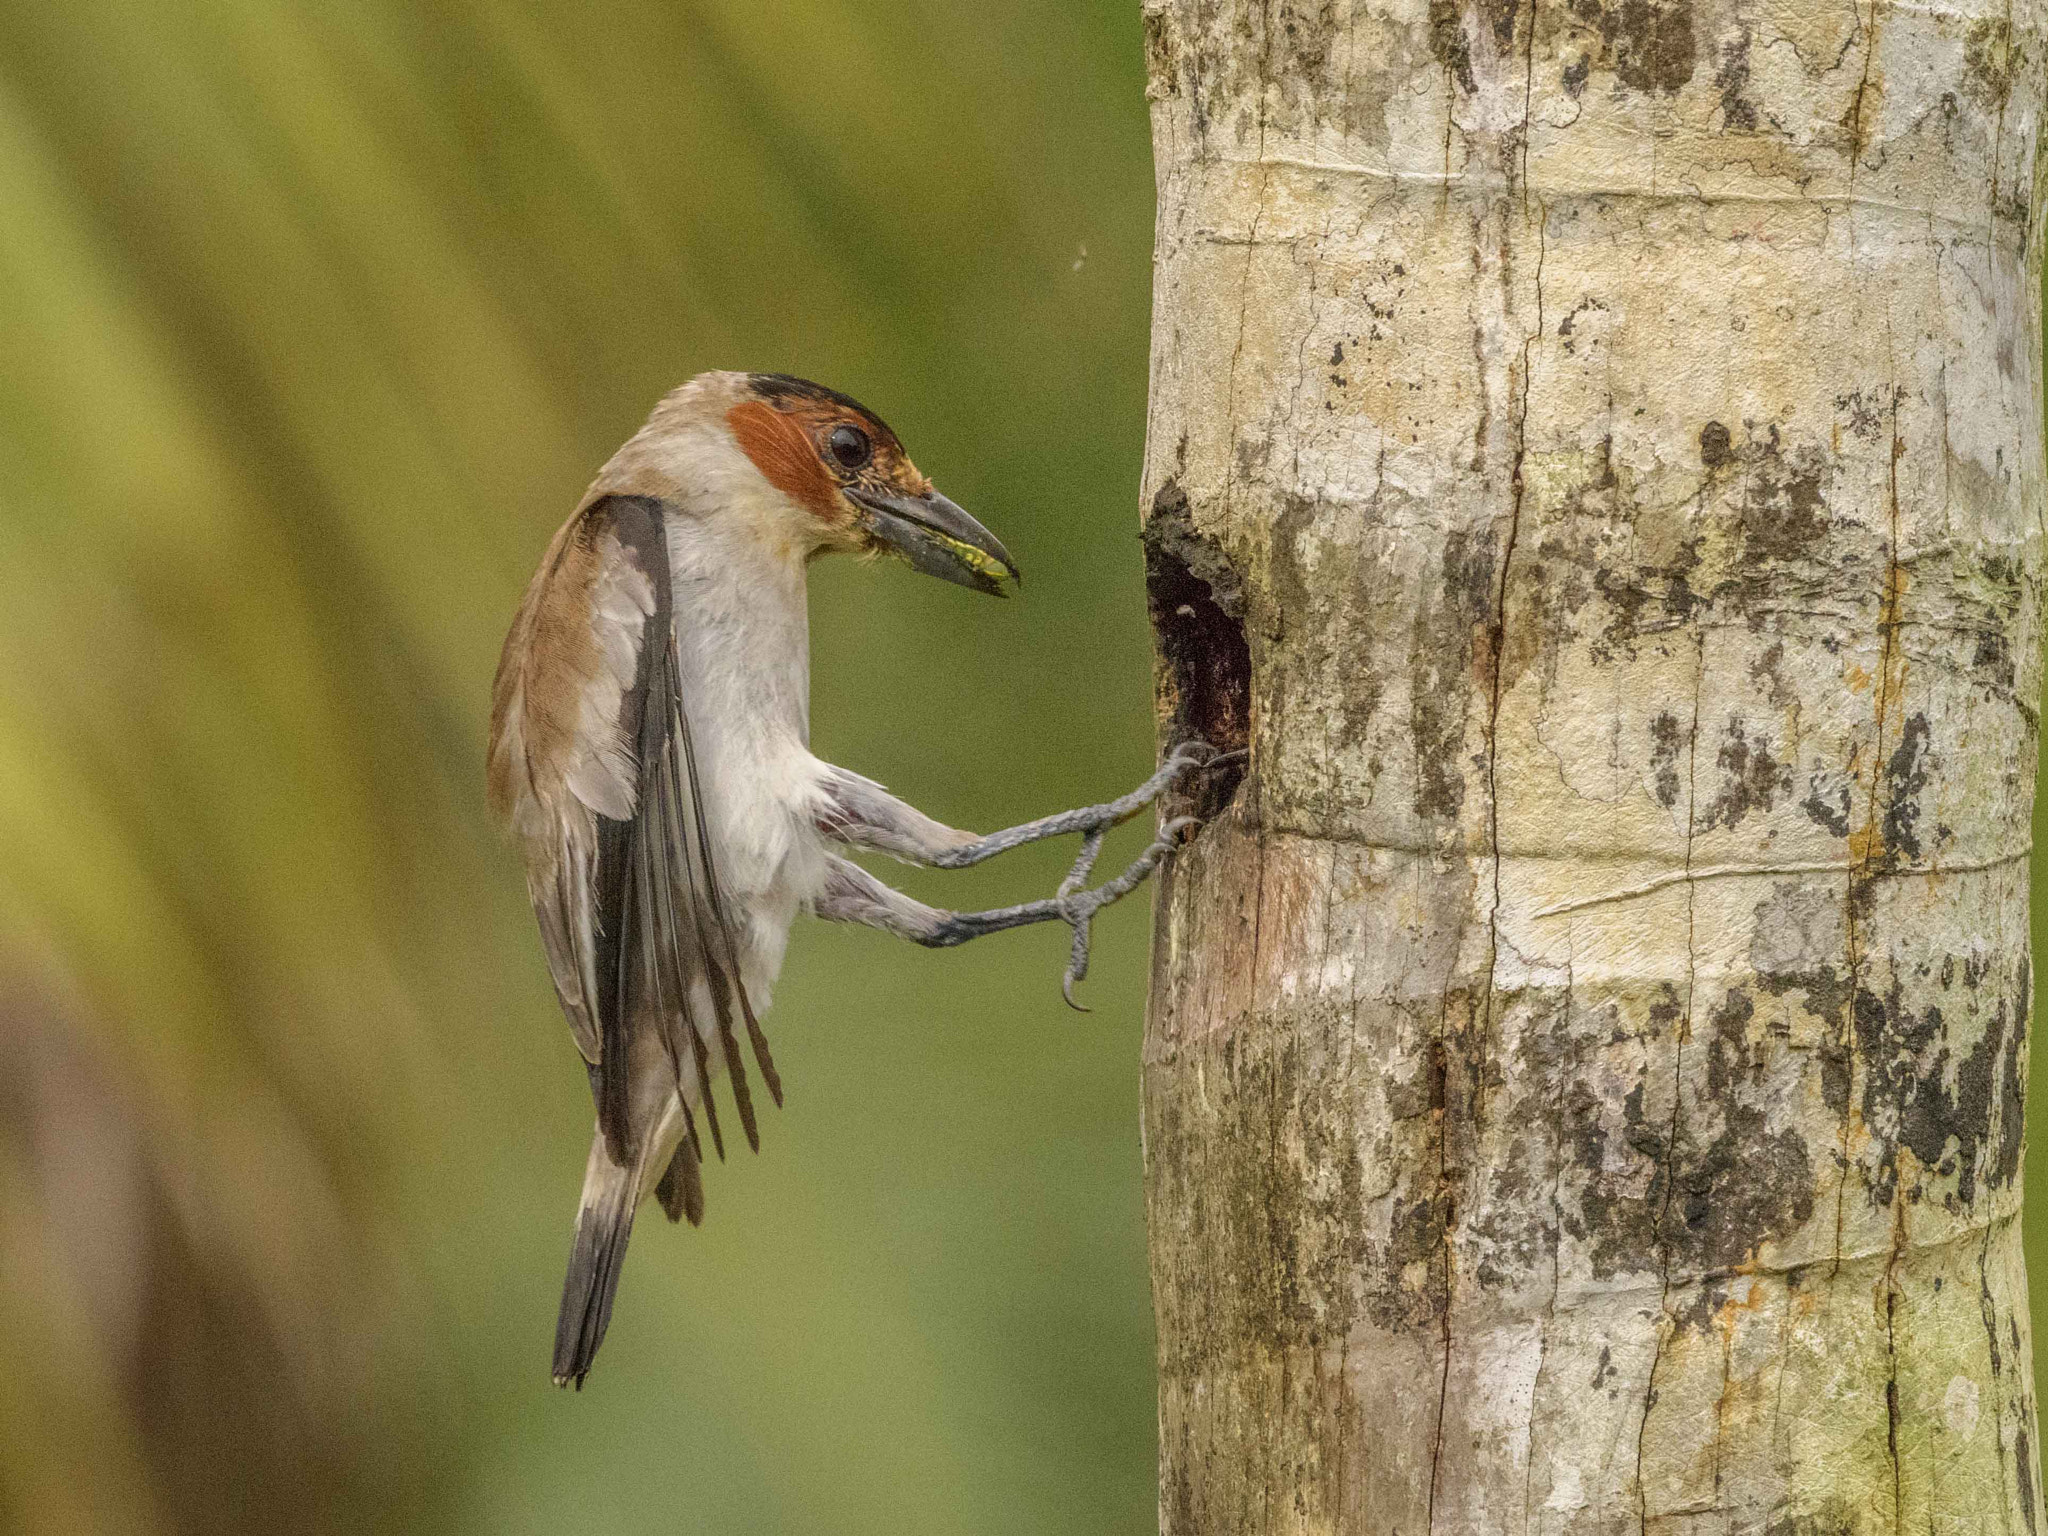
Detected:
[1138,0,2046,1528]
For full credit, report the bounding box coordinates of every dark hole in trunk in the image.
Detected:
[1142,479,1250,825]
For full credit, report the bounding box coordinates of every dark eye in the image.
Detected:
[827,424,872,472]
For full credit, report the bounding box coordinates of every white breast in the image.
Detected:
[665,496,834,1008]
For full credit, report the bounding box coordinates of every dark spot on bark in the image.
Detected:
[1992,956,2029,1190]
[1556,298,1609,358]
[1964,17,2016,109]
[1563,53,1591,94]
[1666,1110,1814,1281]
[1750,885,1846,1008]
[1168,1453,1197,1536]
[1143,4,1183,102]
[1699,420,1734,467]
[1572,979,1817,1282]
[1265,491,1385,778]
[1144,480,1250,823]
[1478,0,1520,50]
[1161,1022,1384,1349]
[1672,989,1816,1284]
[2019,1425,2038,1534]
[1391,1193,1448,1269]
[1715,28,1756,129]
[1467,1011,1579,1288]
[1649,711,1685,808]
[1592,1345,1615,1388]
[1750,641,1799,714]
[1854,954,2024,1211]
[1272,0,1343,85]
[1875,713,1932,868]
[1574,0,1697,92]
[1817,1030,1853,1115]
[1705,719,1793,829]
[1802,773,1853,837]
[1429,0,1478,92]
[1739,431,1830,563]
[1592,536,1701,661]
[1649,985,1681,1033]
[1706,989,1755,1094]
[1410,528,1492,821]
[1329,339,1345,365]
[1371,1185,1453,1330]
[1972,628,2015,693]
[1854,979,1935,1208]
[1835,388,1888,444]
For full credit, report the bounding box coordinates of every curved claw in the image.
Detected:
[1059,828,1107,899]
[1061,920,1092,1011]
[1053,814,1204,1009]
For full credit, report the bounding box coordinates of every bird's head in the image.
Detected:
[604,371,1019,596]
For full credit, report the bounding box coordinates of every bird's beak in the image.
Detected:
[847,487,1020,596]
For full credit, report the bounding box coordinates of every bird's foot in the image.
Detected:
[1052,815,1200,1010]
[1046,741,1244,1008]
[930,740,1241,869]
[918,742,1243,1005]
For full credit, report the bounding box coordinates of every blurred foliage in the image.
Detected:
[2,3,2046,1535]
[0,2,1164,1532]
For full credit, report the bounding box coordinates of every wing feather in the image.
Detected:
[488,492,777,1184]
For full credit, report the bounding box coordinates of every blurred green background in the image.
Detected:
[0,2,1163,1532]
[1,4,2044,1535]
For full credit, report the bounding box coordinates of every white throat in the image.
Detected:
[665,509,811,742]
[658,470,827,918]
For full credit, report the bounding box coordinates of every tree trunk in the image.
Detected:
[1137,0,2046,1528]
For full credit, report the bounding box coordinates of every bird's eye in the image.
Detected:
[827,424,872,472]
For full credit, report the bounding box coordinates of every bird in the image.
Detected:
[487,371,1224,1388]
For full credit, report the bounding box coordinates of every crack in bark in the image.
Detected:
[1882,1189,1909,1531]
[1435,13,1549,1522]
[1239,816,2028,872]
[1529,847,2032,917]
[1835,384,1908,1287]
[1478,194,1547,1114]
[1845,0,1883,173]
[1524,935,1574,1533]
[1424,1008,1457,1536]
[1979,1221,2017,1531]
[1637,635,1705,1533]
[1194,157,2007,239]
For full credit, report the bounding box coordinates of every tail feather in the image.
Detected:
[653,1133,704,1226]
[552,1147,639,1388]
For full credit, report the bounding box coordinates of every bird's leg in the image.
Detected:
[817,741,1237,868]
[928,741,1225,868]
[1053,830,1106,1008]
[816,819,1195,1008]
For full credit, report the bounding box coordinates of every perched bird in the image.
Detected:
[487,372,1218,1387]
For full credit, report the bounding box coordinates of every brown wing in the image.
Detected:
[487,493,779,1175]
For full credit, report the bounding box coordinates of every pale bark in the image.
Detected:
[1138,0,2046,1528]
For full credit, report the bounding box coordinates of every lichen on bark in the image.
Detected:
[1138,0,2046,1528]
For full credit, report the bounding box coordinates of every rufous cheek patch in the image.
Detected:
[728,400,839,520]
